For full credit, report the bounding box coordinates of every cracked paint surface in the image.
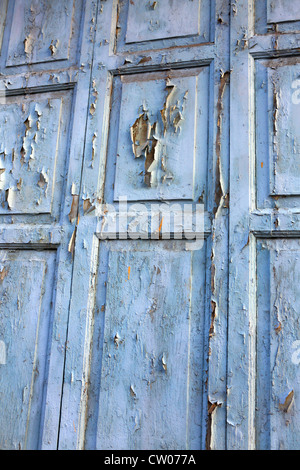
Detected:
[256,240,300,449]
[90,241,205,450]
[130,80,188,188]
[114,69,208,201]
[0,251,56,449]
[126,0,200,43]
[268,64,300,196]
[0,98,62,213]
[6,0,75,66]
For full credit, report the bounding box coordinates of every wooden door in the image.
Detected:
[58,0,230,450]
[3,0,300,451]
[0,0,96,449]
[228,0,300,450]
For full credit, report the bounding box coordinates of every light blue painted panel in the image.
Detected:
[257,239,300,450]
[0,96,63,214]
[126,0,200,43]
[255,58,300,209]
[0,250,56,450]
[6,0,75,66]
[116,0,211,54]
[85,240,206,450]
[267,0,300,24]
[268,63,300,196]
[114,67,209,202]
[0,0,8,54]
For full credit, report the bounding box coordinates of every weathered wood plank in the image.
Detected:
[227,0,256,450]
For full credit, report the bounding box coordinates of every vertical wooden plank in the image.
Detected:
[227,0,256,449]
[229,0,300,450]
[0,0,96,450]
[40,0,98,450]
[56,0,107,449]
[256,240,271,450]
[204,0,230,450]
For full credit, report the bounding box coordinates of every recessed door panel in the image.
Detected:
[126,0,200,43]
[6,0,75,66]
[0,250,56,450]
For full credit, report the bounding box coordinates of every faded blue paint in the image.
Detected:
[89,241,205,450]
[7,0,75,66]
[256,240,300,450]
[0,251,56,450]
[126,0,201,43]
[228,0,300,451]
[0,0,97,450]
[267,0,300,24]
[1,0,300,452]
[58,0,230,451]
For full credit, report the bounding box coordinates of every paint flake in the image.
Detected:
[130,80,187,188]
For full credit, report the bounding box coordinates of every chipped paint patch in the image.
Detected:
[89,80,98,116]
[0,98,62,213]
[0,266,8,281]
[37,171,48,194]
[49,39,59,56]
[130,80,187,187]
[68,228,77,257]
[69,195,79,224]
[214,70,229,216]
[83,198,95,215]
[279,390,294,413]
[205,399,222,450]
